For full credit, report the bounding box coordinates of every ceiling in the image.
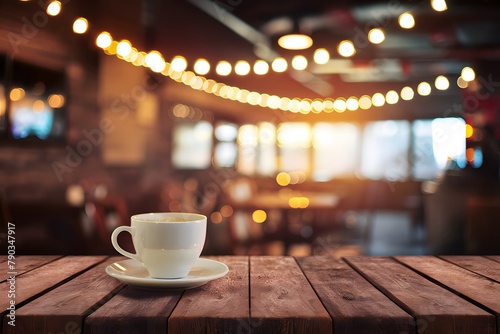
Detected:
[5,0,499,122]
[184,0,500,81]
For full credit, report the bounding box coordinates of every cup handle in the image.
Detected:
[111,226,140,262]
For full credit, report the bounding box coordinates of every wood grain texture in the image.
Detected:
[0,256,105,310]
[486,256,500,263]
[396,256,500,332]
[168,256,250,334]
[3,257,122,334]
[297,256,414,334]
[1,255,62,282]
[84,286,182,334]
[439,256,500,283]
[250,256,331,334]
[345,256,496,334]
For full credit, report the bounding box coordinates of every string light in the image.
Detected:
[368,28,385,44]
[338,40,356,57]
[313,48,330,64]
[272,57,288,72]
[73,17,88,34]
[431,0,447,12]
[56,10,472,114]
[46,1,61,16]
[194,58,210,75]
[399,12,415,29]
[291,55,307,70]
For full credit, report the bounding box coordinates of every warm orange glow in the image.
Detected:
[278,34,313,50]
[333,98,346,113]
[368,28,385,44]
[10,88,25,101]
[48,94,65,108]
[276,172,291,186]
[193,58,210,75]
[313,48,330,64]
[73,17,88,34]
[272,57,288,72]
[466,147,475,162]
[252,210,267,223]
[338,40,356,57]
[465,124,474,138]
[253,60,269,75]
[288,196,310,209]
[96,32,112,49]
[210,212,223,224]
[220,205,233,217]
[291,55,308,70]
[171,56,187,72]
[33,100,45,113]
[399,12,415,29]
[46,1,61,16]
[216,61,232,76]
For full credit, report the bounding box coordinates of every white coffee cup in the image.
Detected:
[111,212,207,279]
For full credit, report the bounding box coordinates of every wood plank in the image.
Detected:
[250,256,331,334]
[0,256,105,311]
[439,256,500,283]
[3,257,123,334]
[486,256,500,263]
[168,256,250,334]
[345,256,496,334]
[1,255,62,282]
[396,256,500,332]
[85,286,182,334]
[297,256,414,334]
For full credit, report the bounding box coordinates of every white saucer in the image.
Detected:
[105,258,229,289]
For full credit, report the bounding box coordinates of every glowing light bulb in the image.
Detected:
[368,28,385,44]
[234,61,250,75]
[216,61,232,76]
[193,58,210,75]
[171,56,187,72]
[338,40,356,57]
[272,57,288,72]
[386,90,399,104]
[73,17,88,34]
[435,75,450,90]
[400,86,415,100]
[417,82,431,96]
[253,60,269,75]
[96,32,112,49]
[399,12,415,29]
[313,48,330,64]
[46,1,61,16]
[291,55,307,70]
[431,0,447,12]
[116,40,132,58]
[461,67,475,82]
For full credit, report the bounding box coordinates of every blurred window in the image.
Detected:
[360,120,410,180]
[277,122,311,173]
[237,124,258,175]
[312,122,360,181]
[172,121,213,169]
[257,122,277,176]
[214,122,238,168]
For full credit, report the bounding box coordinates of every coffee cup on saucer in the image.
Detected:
[111,212,207,279]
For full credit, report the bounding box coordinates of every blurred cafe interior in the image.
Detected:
[0,0,499,257]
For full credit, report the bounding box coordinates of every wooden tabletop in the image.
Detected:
[1,255,499,334]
